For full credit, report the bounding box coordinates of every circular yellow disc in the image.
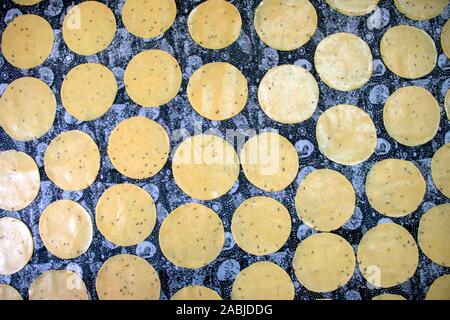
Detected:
[171,285,222,300]
[0,150,40,212]
[357,223,418,288]
[39,200,93,259]
[61,63,117,121]
[442,19,450,59]
[188,0,242,50]
[231,196,291,256]
[107,116,170,179]
[29,270,89,300]
[231,261,294,300]
[240,132,299,192]
[1,14,53,69]
[124,49,181,107]
[445,89,450,121]
[96,254,160,300]
[96,183,156,247]
[172,134,239,200]
[122,0,177,38]
[258,65,319,123]
[159,203,224,269]
[187,62,248,121]
[62,1,116,56]
[293,233,355,292]
[394,0,448,21]
[325,0,380,16]
[0,284,22,300]
[316,104,377,165]
[380,26,437,79]
[431,143,450,198]
[12,0,44,5]
[0,77,56,141]
[426,275,450,300]
[365,159,426,217]
[315,33,373,91]
[383,86,440,147]
[419,204,450,267]
[295,169,355,231]
[254,0,317,51]
[372,294,406,300]
[44,130,100,191]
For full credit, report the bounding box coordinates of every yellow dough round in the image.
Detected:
[187,62,248,121]
[372,294,406,300]
[0,217,33,275]
[357,223,418,288]
[418,204,450,267]
[258,65,319,123]
[365,159,426,217]
[96,254,160,300]
[394,0,448,21]
[39,200,93,259]
[380,26,437,79]
[96,184,156,247]
[240,132,299,192]
[171,285,222,300]
[383,86,440,147]
[445,89,450,121]
[316,104,377,165]
[0,150,40,212]
[122,0,176,38]
[254,0,317,51]
[1,14,53,69]
[107,116,170,179]
[442,19,450,59]
[12,0,44,5]
[44,130,100,191]
[293,233,355,292]
[61,63,117,121]
[62,1,116,55]
[159,203,224,269]
[124,49,181,107]
[326,0,380,16]
[29,270,89,300]
[0,284,22,300]
[295,169,355,231]
[0,77,56,141]
[188,0,242,49]
[231,196,291,256]
[426,275,450,300]
[315,33,373,91]
[231,261,294,300]
[172,134,239,200]
[431,143,450,198]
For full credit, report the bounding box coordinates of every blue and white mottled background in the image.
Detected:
[0,0,449,300]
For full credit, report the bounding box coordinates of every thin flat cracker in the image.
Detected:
[124,49,181,107]
[39,200,93,259]
[383,86,440,146]
[442,19,450,59]
[254,0,317,51]
[0,150,40,212]
[96,183,156,247]
[231,196,291,256]
[12,0,44,5]
[357,223,418,288]
[0,77,56,141]
[187,62,248,120]
[96,254,160,300]
[394,0,448,21]
[426,275,450,300]
[295,169,355,231]
[171,285,222,300]
[240,132,299,192]
[372,294,406,300]
[107,116,170,179]
[1,14,53,69]
[172,134,239,200]
[188,0,242,49]
[29,270,89,300]
[231,261,294,300]
[61,63,117,121]
[326,0,380,16]
[0,284,22,300]
[159,203,224,269]
[431,143,450,197]
[258,65,319,123]
[365,159,426,217]
[445,89,450,120]
[316,104,377,165]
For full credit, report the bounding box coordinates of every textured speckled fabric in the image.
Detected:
[0,0,449,300]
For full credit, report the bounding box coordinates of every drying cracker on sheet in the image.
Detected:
[12,0,44,5]
[372,294,406,300]
[326,0,379,16]
[425,275,450,300]
[442,19,450,59]
[445,89,450,120]
[394,0,448,21]
[0,284,22,300]
[431,143,450,197]
[29,270,89,300]
[171,285,222,300]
